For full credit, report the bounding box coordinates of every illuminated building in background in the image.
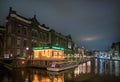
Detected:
[111,42,120,57]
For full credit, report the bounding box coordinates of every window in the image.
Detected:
[16,24,22,34]
[17,49,20,56]
[17,39,21,46]
[32,40,37,47]
[17,28,20,33]
[40,32,42,39]
[68,42,71,49]
[32,29,38,37]
[8,37,11,47]
[23,40,27,47]
[23,27,27,35]
[8,24,12,33]
[23,50,26,57]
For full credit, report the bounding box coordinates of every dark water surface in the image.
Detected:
[0,58,120,82]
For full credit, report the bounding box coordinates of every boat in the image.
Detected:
[47,67,75,76]
[47,61,78,72]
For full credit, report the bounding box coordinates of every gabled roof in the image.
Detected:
[7,7,31,24]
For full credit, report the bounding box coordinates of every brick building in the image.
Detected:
[0,26,6,57]
[1,7,75,60]
[5,7,32,58]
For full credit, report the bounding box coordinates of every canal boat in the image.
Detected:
[47,61,78,72]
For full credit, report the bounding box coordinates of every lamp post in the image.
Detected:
[26,47,29,59]
[26,47,29,51]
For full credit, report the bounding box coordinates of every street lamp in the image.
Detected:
[26,47,29,51]
[26,47,29,59]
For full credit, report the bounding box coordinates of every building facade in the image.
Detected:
[31,16,50,48]
[5,7,32,58]
[31,15,51,59]
[66,35,75,56]
[111,42,120,56]
[0,26,6,57]
[1,7,75,60]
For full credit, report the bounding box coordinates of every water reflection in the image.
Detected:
[47,71,64,82]
[95,58,98,74]
[0,59,120,82]
[110,60,113,75]
[114,61,119,76]
[74,61,91,77]
[99,59,104,75]
[94,59,120,76]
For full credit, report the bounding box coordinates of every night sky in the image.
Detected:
[0,0,120,51]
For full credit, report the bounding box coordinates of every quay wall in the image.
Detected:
[12,59,65,68]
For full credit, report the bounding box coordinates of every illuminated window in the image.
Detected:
[68,42,71,49]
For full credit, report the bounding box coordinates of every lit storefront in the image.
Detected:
[33,46,65,60]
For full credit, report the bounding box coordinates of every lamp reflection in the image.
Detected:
[110,60,113,75]
[95,59,98,74]
[114,61,119,76]
[33,74,39,82]
[99,59,104,75]
[74,61,91,77]
[47,71,64,82]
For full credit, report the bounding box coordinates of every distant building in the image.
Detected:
[111,42,120,56]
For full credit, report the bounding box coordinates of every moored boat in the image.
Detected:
[47,61,78,72]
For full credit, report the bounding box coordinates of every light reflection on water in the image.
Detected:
[0,59,120,82]
[74,61,91,77]
[96,59,120,76]
[114,61,119,76]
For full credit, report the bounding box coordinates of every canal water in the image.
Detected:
[0,58,120,82]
